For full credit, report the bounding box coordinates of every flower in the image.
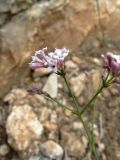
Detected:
[102,52,120,84]
[29,47,69,72]
[27,84,43,94]
[29,47,48,69]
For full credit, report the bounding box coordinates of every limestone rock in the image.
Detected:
[6,104,43,151]
[40,140,63,160]
[43,73,58,98]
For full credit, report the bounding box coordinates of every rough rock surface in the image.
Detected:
[6,104,43,152]
[40,140,63,160]
[1,0,120,97]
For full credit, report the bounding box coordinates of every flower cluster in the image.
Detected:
[29,47,69,72]
[103,52,120,83]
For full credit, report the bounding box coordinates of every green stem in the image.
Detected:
[79,115,93,150]
[62,72,98,159]
[62,73,79,112]
[80,85,104,115]
[91,102,99,160]
[44,94,74,113]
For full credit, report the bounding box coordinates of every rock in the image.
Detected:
[0,0,35,14]
[72,56,81,65]
[29,156,50,160]
[81,136,88,149]
[98,143,105,153]
[43,121,58,131]
[109,86,119,95]
[43,73,58,98]
[91,70,102,91]
[93,58,101,66]
[78,96,85,106]
[70,73,86,96]
[116,150,120,159]
[33,68,51,77]
[72,121,83,130]
[65,60,78,69]
[50,111,57,123]
[40,140,63,160]
[6,104,43,152]
[102,89,110,98]
[3,88,28,105]
[61,131,86,157]
[0,144,10,156]
[29,156,41,160]
[32,94,47,105]
[39,107,51,122]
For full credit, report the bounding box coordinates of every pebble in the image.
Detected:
[0,144,10,156]
[40,140,63,160]
[43,121,58,131]
[29,156,49,160]
[50,111,57,123]
[93,58,101,66]
[6,105,43,151]
[109,87,119,95]
[33,68,51,77]
[72,122,83,130]
[98,143,105,152]
[70,73,86,96]
[39,107,51,122]
[91,70,101,91]
[43,73,58,98]
[61,131,85,157]
[72,56,81,65]
[65,60,78,69]
[4,88,28,105]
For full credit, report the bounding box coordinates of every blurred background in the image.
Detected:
[0,0,120,160]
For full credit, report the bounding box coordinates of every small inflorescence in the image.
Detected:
[102,52,120,84]
[29,47,69,72]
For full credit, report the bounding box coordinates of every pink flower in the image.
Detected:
[29,47,69,72]
[102,52,120,83]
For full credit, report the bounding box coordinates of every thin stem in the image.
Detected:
[79,115,93,150]
[80,85,104,115]
[62,73,79,112]
[61,72,97,158]
[92,102,95,147]
[91,102,99,160]
[44,94,74,113]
